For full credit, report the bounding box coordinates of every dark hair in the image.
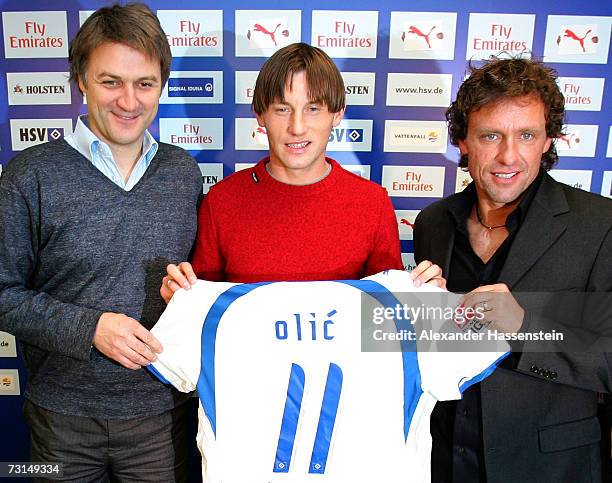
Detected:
[252,42,345,115]
[69,3,171,93]
[447,57,565,170]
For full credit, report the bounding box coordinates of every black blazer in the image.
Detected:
[414,173,612,483]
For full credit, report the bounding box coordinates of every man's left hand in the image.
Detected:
[411,260,447,289]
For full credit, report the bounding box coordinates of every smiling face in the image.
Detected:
[255,71,344,185]
[78,41,162,161]
[458,95,552,211]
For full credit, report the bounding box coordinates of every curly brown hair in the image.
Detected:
[447,57,565,171]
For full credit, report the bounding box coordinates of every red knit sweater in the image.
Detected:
[192,158,402,282]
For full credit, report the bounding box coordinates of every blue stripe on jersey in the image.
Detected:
[273,363,306,473]
[309,363,343,474]
[458,351,510,393]
[146,363,172,385]
[198,282,272,435]
[337,279,423,442]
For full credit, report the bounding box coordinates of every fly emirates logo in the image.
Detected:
[466,14,535,59]
[3,12,68,58]
[312,11,378,58]
[157,10,223,56]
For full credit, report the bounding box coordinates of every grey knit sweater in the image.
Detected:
[0,140,202,419]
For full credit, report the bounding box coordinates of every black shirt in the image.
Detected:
[430,171,543,483]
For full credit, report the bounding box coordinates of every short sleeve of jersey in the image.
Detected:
[149,280,237,392]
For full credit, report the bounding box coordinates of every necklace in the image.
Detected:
[476,205,506,231]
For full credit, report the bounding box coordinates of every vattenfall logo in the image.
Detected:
[384,121,447,153]
[168,78,214,97]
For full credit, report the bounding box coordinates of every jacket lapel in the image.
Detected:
[500,174,569,288]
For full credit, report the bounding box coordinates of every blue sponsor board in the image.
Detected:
[168,78,215,98]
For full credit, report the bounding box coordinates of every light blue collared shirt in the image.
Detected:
[65,115,158,191]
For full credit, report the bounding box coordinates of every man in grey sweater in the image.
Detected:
[0,4,201,481]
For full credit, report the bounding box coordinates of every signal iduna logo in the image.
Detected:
[159,118,223,150]
[342,72,375,106]
[455,168,473,193]
[0,332,17,358]
[312,11,378,58]
[389,12,457,60]
[10,119,72,151]
[395,210,420,240]
[198,163,223,194]
[235,118,269,151]
[235,71,259,104]
[382,166,445,198]
[555,125,598,157]
[386,73,452,107]
[466,13,535,59]
[3,11,68,58]
[0,370,20,395]
[7,72,71,105]
[327,120,373,152]
[160,71,223,104]
[384,120,447,153]
[157,10,223,57]
[557,77,604,111]
[544,16,610,64]
[548,169,592,191]
[235,10,301,57]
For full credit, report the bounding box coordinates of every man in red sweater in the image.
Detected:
[161,42,443,295]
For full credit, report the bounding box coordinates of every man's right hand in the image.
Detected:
[160,262,197,304]
[93,313,163,370]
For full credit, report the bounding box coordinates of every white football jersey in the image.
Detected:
[150,270,509,483]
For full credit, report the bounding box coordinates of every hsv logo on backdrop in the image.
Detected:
[3,11,68,58]
[543,16,610,64]
[235,10,301,57]
[465,13,535,60]
[389,12,457,60]
[10,119,72,151]
[326,120,373,152]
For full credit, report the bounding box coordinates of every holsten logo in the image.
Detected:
[235,10,301,57]
[157,10,223,57]
[389,12,457,60]
[548,169,592,191]
[3,11,68,58]
[161,71,223,104]
[384,120,447,153]
[0,369,20,395]
[7,72,71,105]
[557,77,604,111]
[235,71,259,104]
[341,72,375,106]
[395,210,420,240]
[386,73,452,107]
[235,118,269,151]
[198,163,223,194]
[555,124,598,158]
[327,120,373,152]
[543,16,610,64]
[10,119,72,151]
[382,166,445,198]
[159,118,223,150]
[0,332,17,358]
[312,10,378,58]
[466,13,535,59]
